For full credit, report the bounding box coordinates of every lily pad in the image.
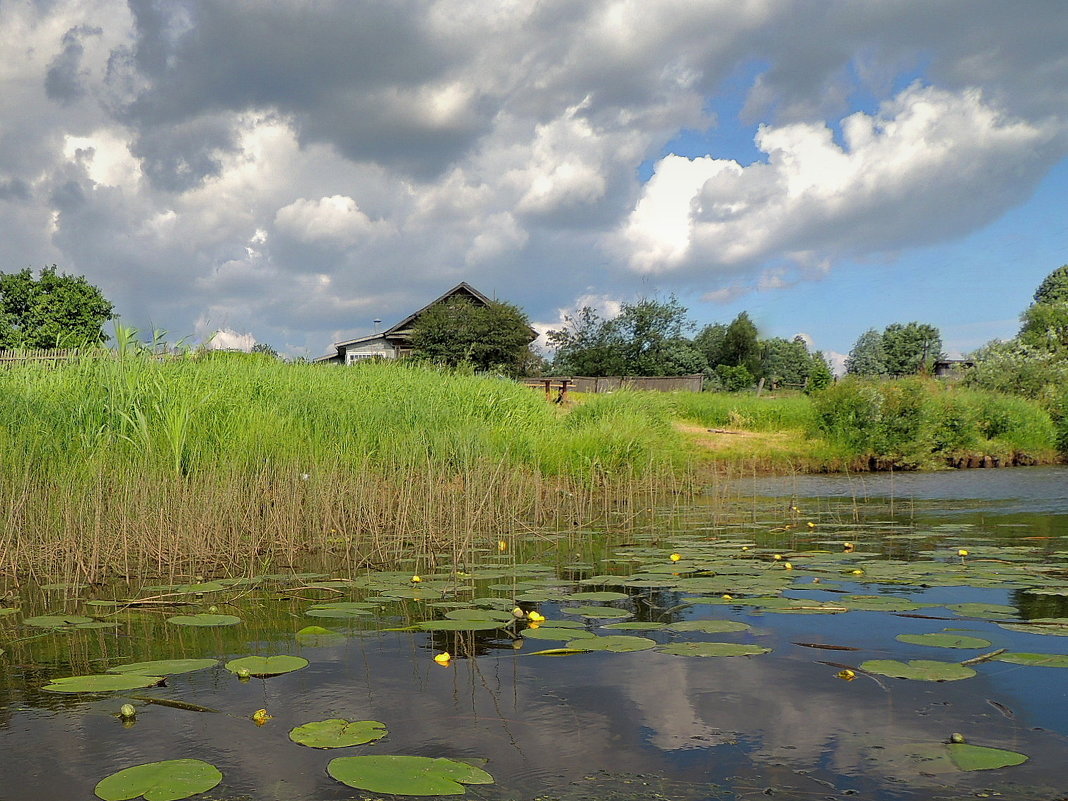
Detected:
[657,642,771,657]
[568,635,656,652]
[289,719,388,749]
[666,620,751,634]
[44,674,165,693]
[0,607,18,616]
[566,591,629,602]
[23,614,95,628]
[947,743,1028,771]
[443,609,515,622]
[895,633,991,649]
[94,758,222,801]
[417,620,505,632]
[600,621,666,631]
[946,602,1018,618]
[166,614,241,627]
[860,659,976,681]
[225,655,308,677]
[561,605,633,619]
[996,652,1068,668]
[327,755,493,796]
[843,596,930,612]
[522,627,596,641]
[108,659,218,676]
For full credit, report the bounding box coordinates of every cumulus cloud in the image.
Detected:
[618,84,1064,274]
[1,0,1067,356]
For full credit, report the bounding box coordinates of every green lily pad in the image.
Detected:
[305,608,374,619]
[946,602,1018,618]
[0,607,18,616]
[666,620,751,634]
[947,743,1029,771]
[522,627,596,641]
[289,719,388,749]
[225,655,308,677]
[998,618,1068,636]
[108,659,218,676]
[568,635,656,652]
[23,615,95,628]
[996,652,1068,667]
[417,620,505,632]
[327,755,493,796]
[657,642,771,657]
[443,609,515,622]
[295,626,346,645]
[166,614,241,627]
[44,674,165,693]
[94,758,222,801]
[843,596,930,612]
[600,621,666,631]
[566,591,629,602]
[895,633,992,649]
[860,659,976,681]
[561,606,633,619]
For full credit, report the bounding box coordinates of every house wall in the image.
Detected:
[343,336,397,363]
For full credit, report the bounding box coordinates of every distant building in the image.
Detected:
[317,282,519,364]
[933,358,975,377]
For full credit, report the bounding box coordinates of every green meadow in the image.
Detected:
[0,356,1061,579]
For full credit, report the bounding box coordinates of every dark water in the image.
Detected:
[2,467,1068,801]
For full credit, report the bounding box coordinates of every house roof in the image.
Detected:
[319,282,506,360]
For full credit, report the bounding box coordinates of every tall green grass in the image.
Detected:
[0,356,691,579]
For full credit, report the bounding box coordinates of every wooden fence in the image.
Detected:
[531,374,704,394]
[0,348,90,366]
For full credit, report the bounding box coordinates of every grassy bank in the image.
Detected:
[0,357,692,580]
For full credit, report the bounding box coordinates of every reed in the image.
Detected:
[0,356,692,581]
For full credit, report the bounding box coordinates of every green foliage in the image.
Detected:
[715,363,754,392]
[845,329,888,376]
[94,759,222,801]
[718,311,762,377]
[548,296,707,377]
[1033,264,1068,305]
[1019,299,1068,352]
[807,351,833,392]
[251,342,280,358]
[0,265,114,348]
[409,297,535,376]
[881,322,942,376]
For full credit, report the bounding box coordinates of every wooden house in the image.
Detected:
[317,282,521,364]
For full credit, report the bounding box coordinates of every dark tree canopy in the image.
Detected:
[0,266,114,348]
[1033,265,1068,305]
[881,322,942,376]
[718,312,762,377]
[409,297,535,376]
[845,328,888,376]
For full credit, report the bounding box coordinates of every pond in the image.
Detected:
[2,466,1068,800]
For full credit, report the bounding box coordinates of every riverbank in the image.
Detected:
[0,358,1061,579]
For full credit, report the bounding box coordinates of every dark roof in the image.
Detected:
[383,282,495,337]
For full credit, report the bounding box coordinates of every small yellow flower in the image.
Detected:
[773,554,783,561]
[807,521,816,529]
[957,549,969,557]
[784,562,793,570]
[252,708,273,725]
[498,540,508,552]
[410,575,421,583]
[835,669,856,681]
[721,594,733,600]
[527,610,545,622]
[741,546,749,551]
[670,553,682,562]
[790,506,799,513]
[433,651,451,665]
[851,569,864,575]
[843,542,855,552]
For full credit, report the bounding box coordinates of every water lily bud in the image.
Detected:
[208,605,218,614]
[851,569,864,575]
[434,651,451,665]
[773,554,783,561]
[835,669,856,681]
[669,553,682,562]
[957,549,969,557]
[236,667,252,680]
[119,703,136,719]
[512,607,525,618]
[784,562,793,570]
[950,732,966,744]
[410,575,421,583]
[807,521,816,528]
[252,708,272,725]
[497,540,508,552]
[721,594,733,600]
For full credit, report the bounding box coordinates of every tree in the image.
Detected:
[693,322,727,368]
[251,342,280,358]
[845,329,888,376]
[718,312,762,377]
[409,297,535,376]
[548,296,708,377]
[881,322,942,376]
[0,266,113,348]
[807,351,833,392]
[761,336,812,387]
[1033,265,1068,305]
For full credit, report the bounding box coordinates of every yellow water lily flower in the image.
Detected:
[497,540,508,551]
[434,651,451,665]
[957,549,969,557]
[527,610,545,622]
[851,569,864,575]
[512,606,525,618]
[252,708,273,725]
[784,562,793,570]
[410,575,421,583]
[807,521,816,528]
[721,594,733,600]
[843,542,855,552]
[835,669,856,681]
[773,554,783,561]
[669,553,682,562]
[741,546,750,551]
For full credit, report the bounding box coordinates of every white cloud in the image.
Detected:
[618,83,1064,274]
[205,328,256,351]
[275,195,385,246]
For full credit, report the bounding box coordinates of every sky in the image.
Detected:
[1,1,1066,364]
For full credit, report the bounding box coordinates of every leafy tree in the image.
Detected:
[845,329,888,376]
[548,296,708,377]
[718,312,762,377]
[409,297,535,376]
[1019,300,1068,352]
[881,322,942,376]
[807,351,834,392]
[0,265,113,348]
[1033,265,1068,305]
[715,363,754,392]
[693,322,727,368]
[251,342,280,358]
[761,336,812,387]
